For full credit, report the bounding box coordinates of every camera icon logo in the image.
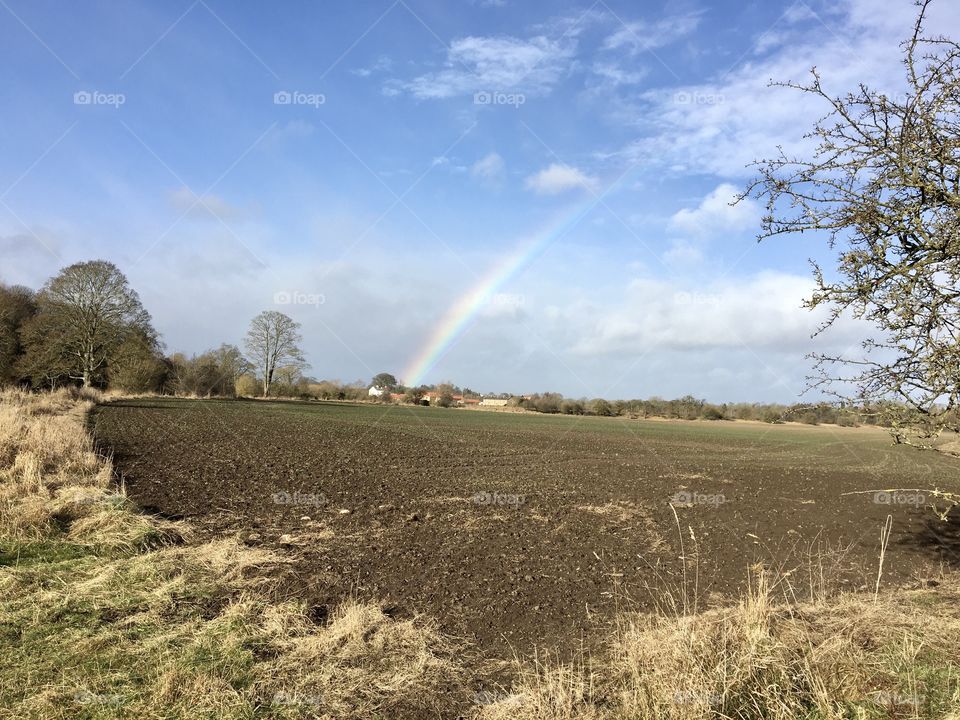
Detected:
[671,490,692,504]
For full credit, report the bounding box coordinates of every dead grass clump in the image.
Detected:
[480,569,960,719]
[1,537,462,719]
[0,388,171,546]
[577,501,643,523]
[257,600,464,717]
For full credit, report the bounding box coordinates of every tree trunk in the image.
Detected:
[263,366,273,397]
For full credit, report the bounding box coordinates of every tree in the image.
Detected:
[403,386,426,405]
[209,344,252,391]
[0,284,37,385]
[590,398,613,416]
[244,311,306,397]
[742,0,960,445]
[235,373,260,397]
[371,372,398,391]
[167,345,251,397]
[272,364,307,396]
[20,261,155,388]
[436,391,455,408]
[528,392,562,414]
[109,329,166,393]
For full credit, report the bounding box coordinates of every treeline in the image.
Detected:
[3,260,944,427]
[519,393,901,427]
[1,260,307,397]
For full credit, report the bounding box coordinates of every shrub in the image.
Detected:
[591,399,613,416]
[702,405,726,420]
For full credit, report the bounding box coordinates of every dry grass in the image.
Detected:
[0,389,464,719]
[0,386,174,547]
[479,568,960,719]
[257,601,463,717]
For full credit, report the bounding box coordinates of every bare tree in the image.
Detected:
[20,261,155,388]
[742,0,960,446]
[244,311,306,397]
[168,344,253,397]
[209,343,253,393]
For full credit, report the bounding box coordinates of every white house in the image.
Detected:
[480,398,509,407]
[368,386,384,397]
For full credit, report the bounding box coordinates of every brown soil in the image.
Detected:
[91,398,960,677]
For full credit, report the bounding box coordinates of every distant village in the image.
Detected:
[367,384,510,407]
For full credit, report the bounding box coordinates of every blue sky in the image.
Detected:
[3,0,956,401]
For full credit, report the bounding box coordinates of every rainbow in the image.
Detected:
[402,192,604,387]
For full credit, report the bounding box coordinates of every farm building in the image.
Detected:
[480,398,509,407]
[420,392,480,406]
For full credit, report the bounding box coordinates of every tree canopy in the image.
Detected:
[743,0,960,444]
[371,372,398,390]
[19,260,157,388]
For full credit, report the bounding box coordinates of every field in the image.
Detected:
[92,398,960,671]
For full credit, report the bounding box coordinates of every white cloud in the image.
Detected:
[588,61,648,89]
[669,183,760,238]
[396,35,575,99]
[564,272,863,356]
[525,163,598,194]
[0,231,62,286]
[783,3,819,24]
[662,239,703,266]
[351,55,392,78]
[470,152,505,180]
[168,187,246,222]
[602,12,702,53]
[608,1,960,178]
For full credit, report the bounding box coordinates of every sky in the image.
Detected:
[3,0,958,401]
